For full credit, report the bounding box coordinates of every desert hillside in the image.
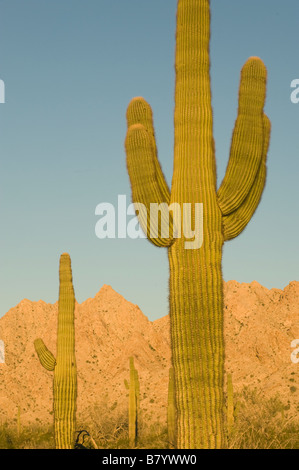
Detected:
[0,281,298,430]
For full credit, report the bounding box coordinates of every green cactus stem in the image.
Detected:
[129,357,139,447]
[34,253,77,449]
[17,406,21,438]
[124,379,129,390]
[124,0,270,448]
[167,367,176,448]
[227,374,234,435]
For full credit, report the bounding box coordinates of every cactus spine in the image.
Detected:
[167,367,176,448]
[34,253,77,449]
[129,357,139,447]
[125,0,270,448]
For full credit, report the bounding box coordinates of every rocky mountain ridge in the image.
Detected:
[0,281,298,429]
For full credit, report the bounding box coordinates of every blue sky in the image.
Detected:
[0,0,298,321]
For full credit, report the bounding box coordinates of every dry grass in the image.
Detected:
[0,423,54,449]
[1,388,298,449]
[228,387,299,449]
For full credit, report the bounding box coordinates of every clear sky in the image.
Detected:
[0,0,298,321]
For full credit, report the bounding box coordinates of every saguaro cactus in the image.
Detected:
[0,340,4,363]
[34,253,77,449]
[227,374,235,436]
[124,0,270,448]
[128,357,139,447]
[17,406,21,438]
[167,367,176,448]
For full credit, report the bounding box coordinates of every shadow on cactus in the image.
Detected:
[124,0,271,449]
[34,253,77,449]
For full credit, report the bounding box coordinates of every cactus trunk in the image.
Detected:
[34,253,77,449]
[169,247,224,448]
[54,253,77,449]
[129,357,139,447]
[227,374,235,435]
[167,367,176,448]
[169,2,224,447]
[17,406,21,438]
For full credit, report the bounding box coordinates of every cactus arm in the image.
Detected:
[125,123,174,247]
[223,114,271,240]
[127,97,170,202]
[34,338,56,371]
[217,57,267,215]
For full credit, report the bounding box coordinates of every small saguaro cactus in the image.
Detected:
[124,0,271,448]
[0,340,4,363]
[34,253,77,449]
[167,367,176,448]
[227,374,235,435]
[17,406,21,438]
[128,357,139,447]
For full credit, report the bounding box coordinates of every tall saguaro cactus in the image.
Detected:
[125,0,270,448]
[34,253,77,449]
